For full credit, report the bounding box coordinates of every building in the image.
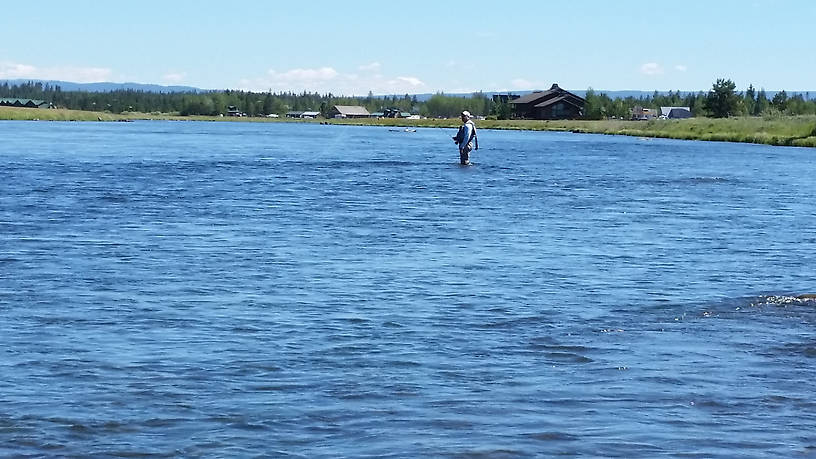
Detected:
[226,105,243,117]
[631,106,656,120]
[0,98,52,109]
[381,108,411,118]
[286,111,322,118]
[660,106,692,119]
[492,94,520,104]
[508,84,585,120]
[328,105,370,118]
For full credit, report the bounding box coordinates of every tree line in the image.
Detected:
[0,81,494,118]
[2,80,814,120]
[583,79,816,120]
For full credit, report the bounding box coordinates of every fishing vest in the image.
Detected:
[458,121,479,150]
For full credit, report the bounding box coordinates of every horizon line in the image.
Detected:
[2,78,812,96]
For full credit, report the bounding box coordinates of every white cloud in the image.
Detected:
[274,67,339,81]
[0,62,36,78]
[162,72,186,83]
[674,64,688,72]
[392,76,423,87]
[640,62,664,76]
[238,66,427,95]
[0,61,112,82]
[358,62,381,72]
[238,66,339,92]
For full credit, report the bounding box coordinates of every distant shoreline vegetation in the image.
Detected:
[1,79,815,148]
[3,79,816,120]
[3,105,814,148]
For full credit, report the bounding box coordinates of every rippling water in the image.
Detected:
[1,120,815,457]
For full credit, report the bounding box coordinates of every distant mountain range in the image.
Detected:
[1,79,204,93]
[2,79,812,100]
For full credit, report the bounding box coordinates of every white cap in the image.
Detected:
[461,110,471,118]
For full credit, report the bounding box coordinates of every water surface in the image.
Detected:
[1,121,815,457]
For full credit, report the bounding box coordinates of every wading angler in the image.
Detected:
[452,110,478,165]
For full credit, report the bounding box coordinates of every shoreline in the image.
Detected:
[2,106,815,148]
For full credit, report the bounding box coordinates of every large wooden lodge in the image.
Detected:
[509,84,585,120]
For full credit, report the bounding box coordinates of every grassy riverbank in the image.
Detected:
[0,106,131,121]
[550,116,816,147]
[332,116,816,148]
[3,106,815,148]
[0,106,265,122]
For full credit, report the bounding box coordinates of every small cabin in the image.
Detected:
[631,106,656,120]
[328,105,370,118]
[660,106,692,119]
[381,108,411,118]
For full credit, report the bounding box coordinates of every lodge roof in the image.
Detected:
[0,98,48,106]
[660,106,691,116]
[534,95,583,109]
[333,105,370,116]
[509,84,585,105]
[510,90,558,105]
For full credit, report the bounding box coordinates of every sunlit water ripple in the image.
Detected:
[1,120,815,457]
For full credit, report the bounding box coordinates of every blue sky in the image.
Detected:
[2,0,813,94]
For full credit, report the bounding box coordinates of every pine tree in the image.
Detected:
[754,89,769,116]
[703,79,739,118]
[744,84,756,116]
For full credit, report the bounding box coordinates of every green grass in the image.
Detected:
[792,137,816,147]
[3,106,815,148]
[330,116,816,148]
[0,106,131,121]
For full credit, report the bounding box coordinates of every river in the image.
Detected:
[1,120,814,457]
